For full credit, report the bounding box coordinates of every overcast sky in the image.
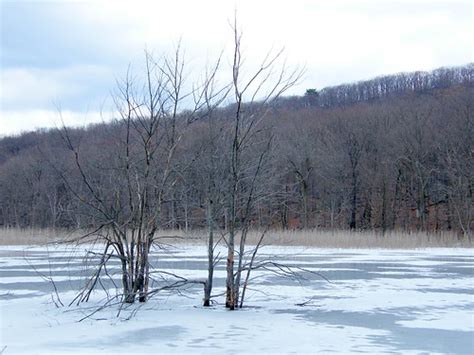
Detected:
[1,0,472,136]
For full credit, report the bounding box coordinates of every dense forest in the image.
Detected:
[0,63,472,236]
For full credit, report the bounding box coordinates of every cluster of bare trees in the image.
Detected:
[313,64,473,108]
[276,84,473,234]
[270,63,473,110]
[0,22,306,308]
[0,70,472,238]
[1,33,472,308]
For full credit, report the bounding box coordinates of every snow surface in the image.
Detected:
[0,245,473,354]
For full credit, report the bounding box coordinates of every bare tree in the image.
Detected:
[195,56,230,307]
[223,16,304,310]
[58,47,215,305]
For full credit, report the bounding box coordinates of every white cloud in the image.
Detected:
[1,0,472,135]
[0,109,116,136]
[1,68,79,108]
[63,0,473,88]
[0,65,114,110]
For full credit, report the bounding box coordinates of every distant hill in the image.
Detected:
[272,62,473,109]
[0,63,472,235]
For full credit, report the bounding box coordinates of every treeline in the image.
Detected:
[278,63,474,108]
[0,65,472,236]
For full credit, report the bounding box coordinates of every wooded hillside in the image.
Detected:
[1,64,472,236]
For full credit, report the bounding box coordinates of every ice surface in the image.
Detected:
[0,245,473,354]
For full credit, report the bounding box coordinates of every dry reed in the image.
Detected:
[0,227,471,248]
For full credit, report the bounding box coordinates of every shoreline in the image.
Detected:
[0,228,471,249]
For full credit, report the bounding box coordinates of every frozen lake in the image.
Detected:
[0,245,473,354]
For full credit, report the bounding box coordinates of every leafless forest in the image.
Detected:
[1,4,473,353]
[1,63,472,236]
[0,27,473,313]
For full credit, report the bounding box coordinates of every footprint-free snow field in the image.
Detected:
[1,245,473,354]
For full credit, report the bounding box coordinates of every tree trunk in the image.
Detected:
[234,228,248,309]
[121,257,135,303]
[350,169,357,230]
[381,176,387,234]
[302,180,309,229]
[203,198,214,307]
[225,225,235,309]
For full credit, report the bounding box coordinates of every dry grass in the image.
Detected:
[185,229,472,248]
[244,229,472,249]
[0,228,80,245]
[0,227,471,249]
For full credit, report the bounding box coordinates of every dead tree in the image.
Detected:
[60,47,215,305]
[197,56,231,307]
[224,16,304,310]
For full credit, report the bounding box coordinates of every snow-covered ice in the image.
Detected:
[0,245,473,354]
